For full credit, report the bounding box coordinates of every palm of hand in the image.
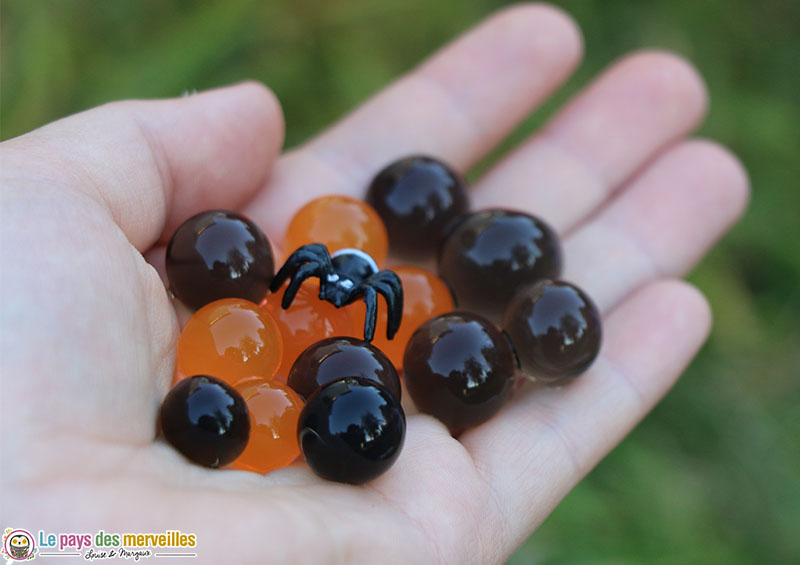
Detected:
[1,6,747,563]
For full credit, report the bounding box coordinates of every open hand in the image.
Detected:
[1,5,748,563]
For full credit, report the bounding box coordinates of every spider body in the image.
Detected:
[270,244,403,342]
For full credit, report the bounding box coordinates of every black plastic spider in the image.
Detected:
[269,244,403,342]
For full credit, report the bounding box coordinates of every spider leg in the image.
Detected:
[269,243,333,292]
[368,271,404,340]
[372,281,401,340]
[356,285,379,342]
[282,261,325,309]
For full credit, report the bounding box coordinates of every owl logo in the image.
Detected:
[1,529,36,561]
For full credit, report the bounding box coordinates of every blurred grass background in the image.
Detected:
[2,1,798,562]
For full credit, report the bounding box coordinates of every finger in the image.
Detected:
[2,81,284,251]
[471,51,708,232]
[563,139,750,311]
[246,3,583,240]
[460,279,713,560]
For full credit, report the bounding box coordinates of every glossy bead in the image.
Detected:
[438,209,562,322]
[503,279,602,382]
[177,299,283,388]
[166,210,274,310]
[231,378,304,474]
[366,155,469,259]
[285,195,389,266]
[262,281,354,383]
[288,337,401,401]
[366,265,454,369]
[160,375,250,468]
[298,377,405,484]
[403,312,515,433]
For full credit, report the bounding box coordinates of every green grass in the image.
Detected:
[2,1,798,562]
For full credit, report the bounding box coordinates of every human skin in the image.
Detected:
[0,4,748,563]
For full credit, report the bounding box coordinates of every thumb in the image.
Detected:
[1,81,284,251]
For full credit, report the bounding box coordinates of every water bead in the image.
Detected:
[403,312,515,434]
[438,209,562,322]
[177,298,283,388]
[230,378,304,474]
[166,210,274,310]
[366,155,469,259]
[298,377,406,484]
[262,281,354,383]
[502,279,602,382]
[160,375,250,468]
[288,337,401,401]
[285,195,388,266]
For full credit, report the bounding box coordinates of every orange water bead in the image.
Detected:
[177,298,283,388]
[285,195,388,265]
[348,265,454,369]
[231,378,303,474]
[262,280,353,383]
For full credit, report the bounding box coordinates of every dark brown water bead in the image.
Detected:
[160,375,251,468]
[503,279,602,382]
[166,210,275,310]
[298,377,406,484]
[438,209,562,322]
[403,312,515,434]
[288,337,402,401]
[366,155,469,259]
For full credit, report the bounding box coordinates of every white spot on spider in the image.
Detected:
[340,279,354,290]
[327,273,340,283]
